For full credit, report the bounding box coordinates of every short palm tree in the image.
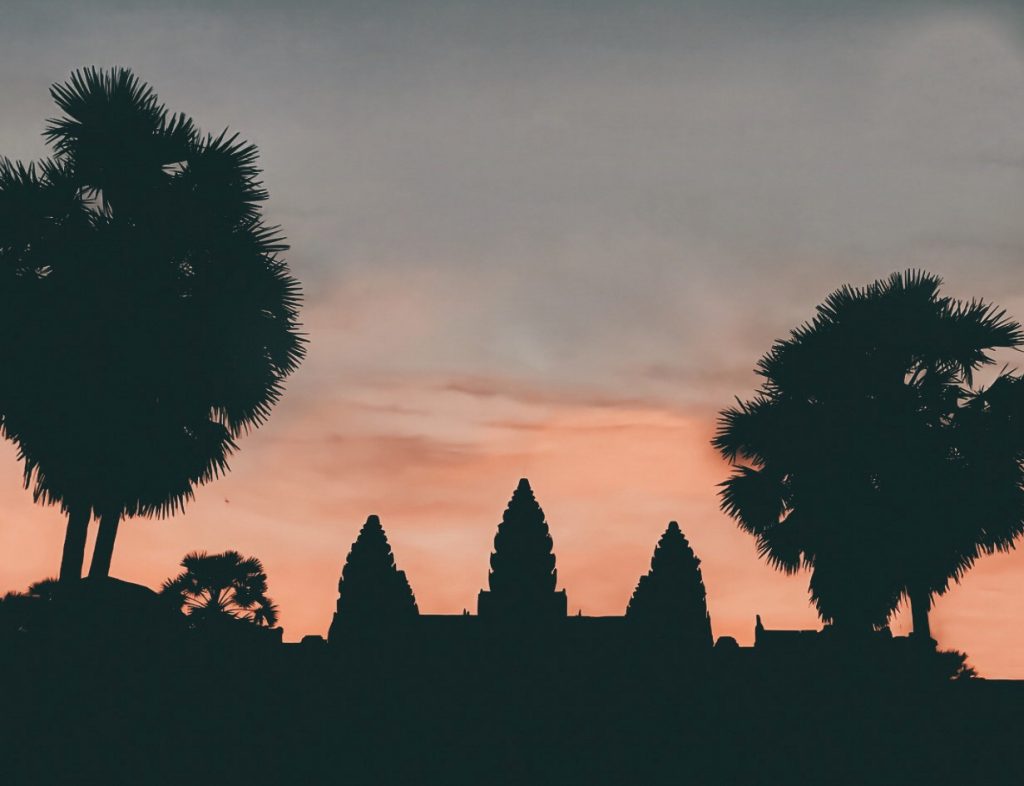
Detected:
[714,271,1024,639]
[160,551,278,629]
[0,68,304,583]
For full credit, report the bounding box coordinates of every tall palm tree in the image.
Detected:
[160,551,278,629]
[0,68,304,583]
[714,271,1024,639]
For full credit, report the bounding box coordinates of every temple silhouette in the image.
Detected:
[328,477,716,652]
[322,477,966,682]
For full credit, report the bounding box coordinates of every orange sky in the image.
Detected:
[3,335,1024,678]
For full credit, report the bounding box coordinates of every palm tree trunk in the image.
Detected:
[88,511,121,579]
[909,584,934,646]
[59,505,91,583]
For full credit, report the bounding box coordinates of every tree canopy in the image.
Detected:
[714,271,1024,635]
[160,551,278,629]
[0,67,304,580]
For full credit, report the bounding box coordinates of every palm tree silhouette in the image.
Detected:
[714,271,1024,639]
[160,551,278,629]
[0,68,304,583]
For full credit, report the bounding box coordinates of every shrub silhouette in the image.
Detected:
[0,578,59,636]
[330,515,418,634]
[932,649,977,681]
[714,271,1024,638]
[478,478,567,620]
[627,522,713,647]
[0,68,304,584]
[160,551,278,631]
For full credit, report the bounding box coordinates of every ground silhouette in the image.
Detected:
[1,474,1019,784]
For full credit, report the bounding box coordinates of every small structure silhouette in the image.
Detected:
[328,515,418,642]
[477,478,567,621]
[626,521,713,648]
[753,613,819,652]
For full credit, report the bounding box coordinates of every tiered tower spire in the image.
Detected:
[328,515,418,641]
[477,478,567,620]
[627,521,712,647]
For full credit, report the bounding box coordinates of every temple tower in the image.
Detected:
[477,478,567,621]
[328,514,418,642]
[626,521,713,647]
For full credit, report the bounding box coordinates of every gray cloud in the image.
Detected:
[2,0,1023,410]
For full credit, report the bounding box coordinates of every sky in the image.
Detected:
[2,0,1024,676]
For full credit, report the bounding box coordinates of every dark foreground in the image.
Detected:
[2,632,1022,786]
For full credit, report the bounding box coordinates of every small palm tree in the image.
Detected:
[160,551,278,629]
[714,271,1024,639]
[0,68,304,583]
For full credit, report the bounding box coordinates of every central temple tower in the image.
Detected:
[477,478,568,621]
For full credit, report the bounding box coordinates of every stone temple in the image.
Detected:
[328,478,714,651]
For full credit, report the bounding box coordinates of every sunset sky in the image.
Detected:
[2,1,1024,677]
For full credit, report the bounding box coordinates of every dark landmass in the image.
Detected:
[2,626,1020,786]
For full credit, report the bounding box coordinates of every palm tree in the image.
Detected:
[0,68,304,583]
[160,551,278,629]
[714,271,1024,640]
